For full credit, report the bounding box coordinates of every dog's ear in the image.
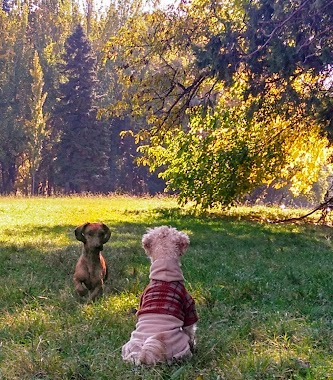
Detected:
[101,223,111,244]
[142,233,152,253]
[178,233,190,255]
[75,223,89,243]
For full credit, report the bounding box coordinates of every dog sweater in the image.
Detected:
[136,258,198,326]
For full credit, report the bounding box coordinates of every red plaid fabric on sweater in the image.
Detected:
[137,280,199,326]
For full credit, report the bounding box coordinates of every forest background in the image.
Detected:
[1,0,333,209]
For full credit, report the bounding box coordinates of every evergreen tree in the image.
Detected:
[55,24,110,193]
[108,118,165,194]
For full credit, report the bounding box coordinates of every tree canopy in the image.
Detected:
[106,0,333,128]
[104,0,333,207]
[1,0,333,205]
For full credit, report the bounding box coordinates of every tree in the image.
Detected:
[192,0,333,134]
[25,0,83,194]
[0,5,32,194]
[106,0,333,130]
[108,117,165,193]
[139,96,332,208]
[55,24,110,193]
[23,50,49,195]
[104,6,209,131]
[104,0,333,207]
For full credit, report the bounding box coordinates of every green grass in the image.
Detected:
[1,195,333,379]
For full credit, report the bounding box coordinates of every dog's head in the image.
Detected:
[142,226,189,261]
[75,222,111,251]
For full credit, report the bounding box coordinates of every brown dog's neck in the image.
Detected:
[83,246,103,259]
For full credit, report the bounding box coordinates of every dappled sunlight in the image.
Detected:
[207,204,324,224]
[0,304,63,345]
[195,307,332,377]
[2,197,333,378]
[222,322,324,378]
[81,293,139,316]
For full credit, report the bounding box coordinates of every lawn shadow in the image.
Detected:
[2,208,333,378]
[2,211,332,311]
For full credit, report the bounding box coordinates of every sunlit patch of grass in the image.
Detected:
[83,293,139,316]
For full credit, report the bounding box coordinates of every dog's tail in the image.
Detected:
[139,334,167,365]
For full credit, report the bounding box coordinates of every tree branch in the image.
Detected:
[273,196,333,224]
[243,0,312,61]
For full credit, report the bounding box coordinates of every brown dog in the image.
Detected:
[73,222,111,302]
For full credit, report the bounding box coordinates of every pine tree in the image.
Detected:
[55,24,110,193]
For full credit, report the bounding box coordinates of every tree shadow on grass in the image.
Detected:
[1,212,333,378]
[1,214,332,307]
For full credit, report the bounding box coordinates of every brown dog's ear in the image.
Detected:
[101,223,111,244]
[178,233,190,255]
[75,223,89,243]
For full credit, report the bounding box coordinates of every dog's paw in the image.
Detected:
[75,283,89,297]
[189,339,197,353]
[122,339,143,364]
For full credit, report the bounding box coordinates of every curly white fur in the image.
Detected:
[122,226,198,365]
[142,225,190,261]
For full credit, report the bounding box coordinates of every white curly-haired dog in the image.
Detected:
[122,226,198,365]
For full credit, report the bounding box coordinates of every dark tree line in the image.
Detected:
[0,0,164,195]
[3,0,333,204]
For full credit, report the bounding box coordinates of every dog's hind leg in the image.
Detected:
[139,335,167,365]
[183,324,197,352]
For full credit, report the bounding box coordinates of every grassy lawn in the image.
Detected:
[0,195,333,379]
